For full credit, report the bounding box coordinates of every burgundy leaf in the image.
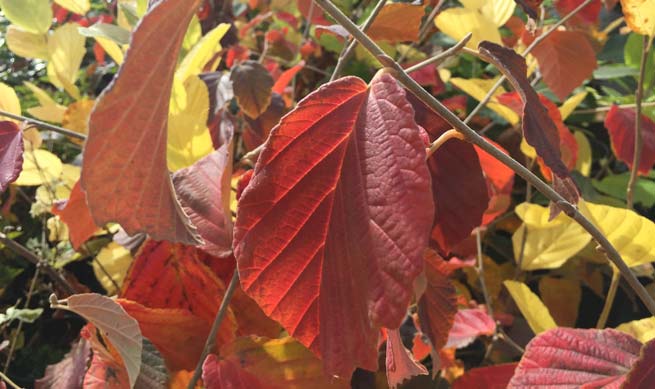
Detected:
[605,105,655,176]
[0,121,23,192]
[624,338,655,389]
[453,363,518,389]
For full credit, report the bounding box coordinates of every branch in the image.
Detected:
[312,0,655,316]
[329,0,387,81]
[405,32,472,74]
[0,232,76,296]
[0,110,87,141]
[463,0,597,124]
[596,266,620,329]
[627,35,653,208]
[187,269,240,389]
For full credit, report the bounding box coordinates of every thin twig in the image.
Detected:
[313,0,655,316]
[0,371,24,389]
[627,35,653,209]
[463,0,597,124]
[476,228,494,317]
[405,33,472,74]
[187,269,240,389]
[0,233,76,295]
[0,110,86,140]
[329,0,387,81]
[571,101,655,115]
[4,268,40,373]
[596,267,620,329]
[425,129,466,159]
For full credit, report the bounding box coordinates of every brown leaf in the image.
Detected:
[367,3,425,43]
[81,0,201,244]
[231,60,274,118]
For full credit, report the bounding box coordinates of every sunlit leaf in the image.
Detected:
[5,25,49,60]
[367,3,425,43]
[176,23,230,82]
[48,23,86,99]
[617,317,655,343]
[605,104,655,176]
[574,131,592,176]
[559,91,588,121]
[435,8,502,49]
[620,0,655,36]
[0,0,52,34]
[504,280,557,335]
[0,82,21,121]
[54,0,90,15]
[62,99,95,143]
[461,0,516,27]
[14,149,63,186]
[450,77,519,124]
[94,243,132,295]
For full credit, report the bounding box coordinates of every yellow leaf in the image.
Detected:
[48,23,86,99]
[167,76,213,171]
[616,317,655,343]
[62,99,96,143]
[176,23,231,82]
[14,149,64,186]
[520,137,537,159]
[24,81,57,107]
[620,0,655,36]
[54,0,90,15]
[574,131,592,176]
[95,243,133,296]
[0,82,21,122]
[434,8,502,49]
[182,15,202,53]
[95,37,125,65]
[538,277,581,327]
[47,216,70,242]
[580,200,655,268]
[450,77,519,125]
[27,105,67,124]
[32,164,80,216]
[5,25,49,59]
[559,91,587,121]
[504,280,557,335]
[512,203,590,270]
[0,0,52,34]
[461,0,516,27]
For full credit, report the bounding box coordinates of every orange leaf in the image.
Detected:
[81,0,201,244]
[367,3,425,43]
[52,180,98,250]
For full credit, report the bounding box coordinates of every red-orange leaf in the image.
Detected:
[367,3,425,43]
[120,240,236,344]
[605,104,655,176]
[556,0,601,25]
[474,141,515,225]
[233,72,434,377]
[453,363,518,389]
[529,30,597,100]
[81,0,201,244]
[202,355,267,389]
[0,121,23,193]
[52,180,98,250]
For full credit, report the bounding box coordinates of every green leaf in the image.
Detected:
[593,65,639,79]
[0,0,52,34]
[0,307,44,325]
[624,33,655,88]
[78,23,131,45]
[592,172,655,207]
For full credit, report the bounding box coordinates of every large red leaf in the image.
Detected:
[172,146,233,257]
[453,363,518,389]
[605,105,655,176]
[478,42,578,208]
[52,180,98,250]
[120,240,236,345]
[409,95,488,253]
[624,338,655,388]
[529,30,597,100]
[233,73,434,377]
[0,121,23,192]
[81,0,201,244]
[508,328,642,388]
[417,250,457,353]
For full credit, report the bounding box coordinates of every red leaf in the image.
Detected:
[202,355,267,389]
[446,308,496,349]
[120,240,237,344]
[624,338,655,388]
[556,0,601,25]
[453,363,518,389]
[605,105,655,176]
[508,328,643,388]
[272,61,305,95]
[409,95,488,253]
[417,250,457,352]
[0,121,23,193]
[233,73,434,377]
[385,329,428,388]
[83,353,129,389]
[478,42,578,206]
[35,339,90,389]
[474,142,515,225]
[530,30,597,100]
[52,180,98,250]
[81,0,201,244]
[172,147,233,257]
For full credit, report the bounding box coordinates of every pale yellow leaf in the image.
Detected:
[616,317,655,343]
[5,25,49,59]
[95,37,125,65]
[513,203,591,270]
[54,0,90,15]
[574,131,592,176]
[461,0,516,27]
[27,105,67,124]
[48,23,86,99]
[62,99,96,143]
[580,200,655,268]
[504,280,557,335]
[434,8,502,49]
[94,243,133,295]
[24,81,57,106]
[559,91,587,121]
[620,0,655,36]
[14,149,64,186]
[47,216,70,242]
[167,76,213,171]
[0,83,21,122]
[450,77,519,125]
[0,0,52,34]
[32,164,79,216]
[176,23,231,82]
